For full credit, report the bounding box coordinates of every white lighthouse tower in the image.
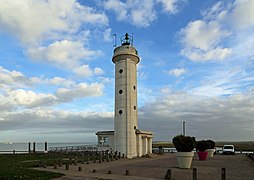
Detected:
[96,33,153,159]
[112,33,139,158]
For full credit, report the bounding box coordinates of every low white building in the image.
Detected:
[96,33,153,158]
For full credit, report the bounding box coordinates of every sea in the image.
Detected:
[0,142,96,154]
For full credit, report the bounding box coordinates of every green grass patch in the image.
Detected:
[0,153,75,180]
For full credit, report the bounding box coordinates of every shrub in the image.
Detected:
[172,135,196,152]
[196,140,209,152]
[206,139,215,149]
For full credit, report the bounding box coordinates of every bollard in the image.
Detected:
[122,153,125,158]
[118,152,121,159]
[78,166,82,172]
[125,170,130,176]
[13,150,15,155]
[93,169,96,173]
[165,169,171,180]
[33,142,36,153]
[28,142,31,154]
[193,168,197,180]
[44,141,48,153]
[221,168,226,180]
[66,163,69,170]
[108,170,112,174]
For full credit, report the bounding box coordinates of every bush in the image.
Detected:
[196,140,209,152]
[206,139,215,149]
[172,135,196,152]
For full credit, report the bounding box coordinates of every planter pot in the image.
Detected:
[175,152,194,169]
[197,151,208,161]
[206,149,215,158]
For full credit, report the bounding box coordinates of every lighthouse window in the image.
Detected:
[119,89,123,94]
[119,110,123,115]
[134,106,136,110]
[133,86,136,90]
[119,69,123,74]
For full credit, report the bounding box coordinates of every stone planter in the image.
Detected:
[175,152,194,169]
[206,148,215,158]
[197,151,208,161]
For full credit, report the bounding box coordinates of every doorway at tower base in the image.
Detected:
[95,129,153,158]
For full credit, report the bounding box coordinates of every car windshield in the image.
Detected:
[224,146,233,149]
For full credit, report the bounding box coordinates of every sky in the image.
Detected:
[0,0,254,143]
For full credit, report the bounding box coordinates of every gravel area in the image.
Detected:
[35,153,254,180]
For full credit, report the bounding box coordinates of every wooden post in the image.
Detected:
[65,163,69,170]
[44,141,47,153]
[33,142,36,153]
[193,168,197,180]
[125,170,130,176]
[78,166,82,171]
[221,168,226,180]
[28,142,31,154]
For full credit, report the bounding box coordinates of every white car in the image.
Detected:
[223,145,235,155]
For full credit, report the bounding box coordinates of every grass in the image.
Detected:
[0,153,79,180]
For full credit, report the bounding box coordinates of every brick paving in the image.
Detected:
[35,153,254,180]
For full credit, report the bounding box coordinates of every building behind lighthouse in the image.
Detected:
[96,33,153,159]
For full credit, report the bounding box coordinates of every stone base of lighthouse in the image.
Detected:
[96,130,153,158]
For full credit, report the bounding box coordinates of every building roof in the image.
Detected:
[95,131,114,135]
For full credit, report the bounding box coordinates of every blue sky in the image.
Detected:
[0,0,254,143]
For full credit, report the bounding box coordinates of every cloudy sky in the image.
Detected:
[0,0,254,143]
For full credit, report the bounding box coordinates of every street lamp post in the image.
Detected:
[183,121,186,136]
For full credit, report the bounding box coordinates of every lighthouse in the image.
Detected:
[96,33,153,159]
[112,33,139,158]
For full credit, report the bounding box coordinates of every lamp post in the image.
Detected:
[183,121,186,136]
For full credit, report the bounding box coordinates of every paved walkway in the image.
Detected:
[35,153,254,180]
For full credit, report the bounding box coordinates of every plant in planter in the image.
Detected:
[196,140,209,160]
[206,139,216,158]
[172,135,196,169]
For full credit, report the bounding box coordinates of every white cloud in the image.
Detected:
[56,83,104,102]
[103,28,112,42]
[94,67,104,75]
[139,91,254,141]
[74,65,104,77]
[0,66,34,88]
[0,0,108,45]
[168,68,186,77]
[157,0,178,14]
[180,0,254,62]
[229,0,254,30]
[27,40,101,68]
[104,0,128,21]
[103,0,156,27]
[179,20,231,61]
[6,89,56,107]
[103,0,183,27]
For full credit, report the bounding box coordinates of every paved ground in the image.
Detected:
[35,153,254,180]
